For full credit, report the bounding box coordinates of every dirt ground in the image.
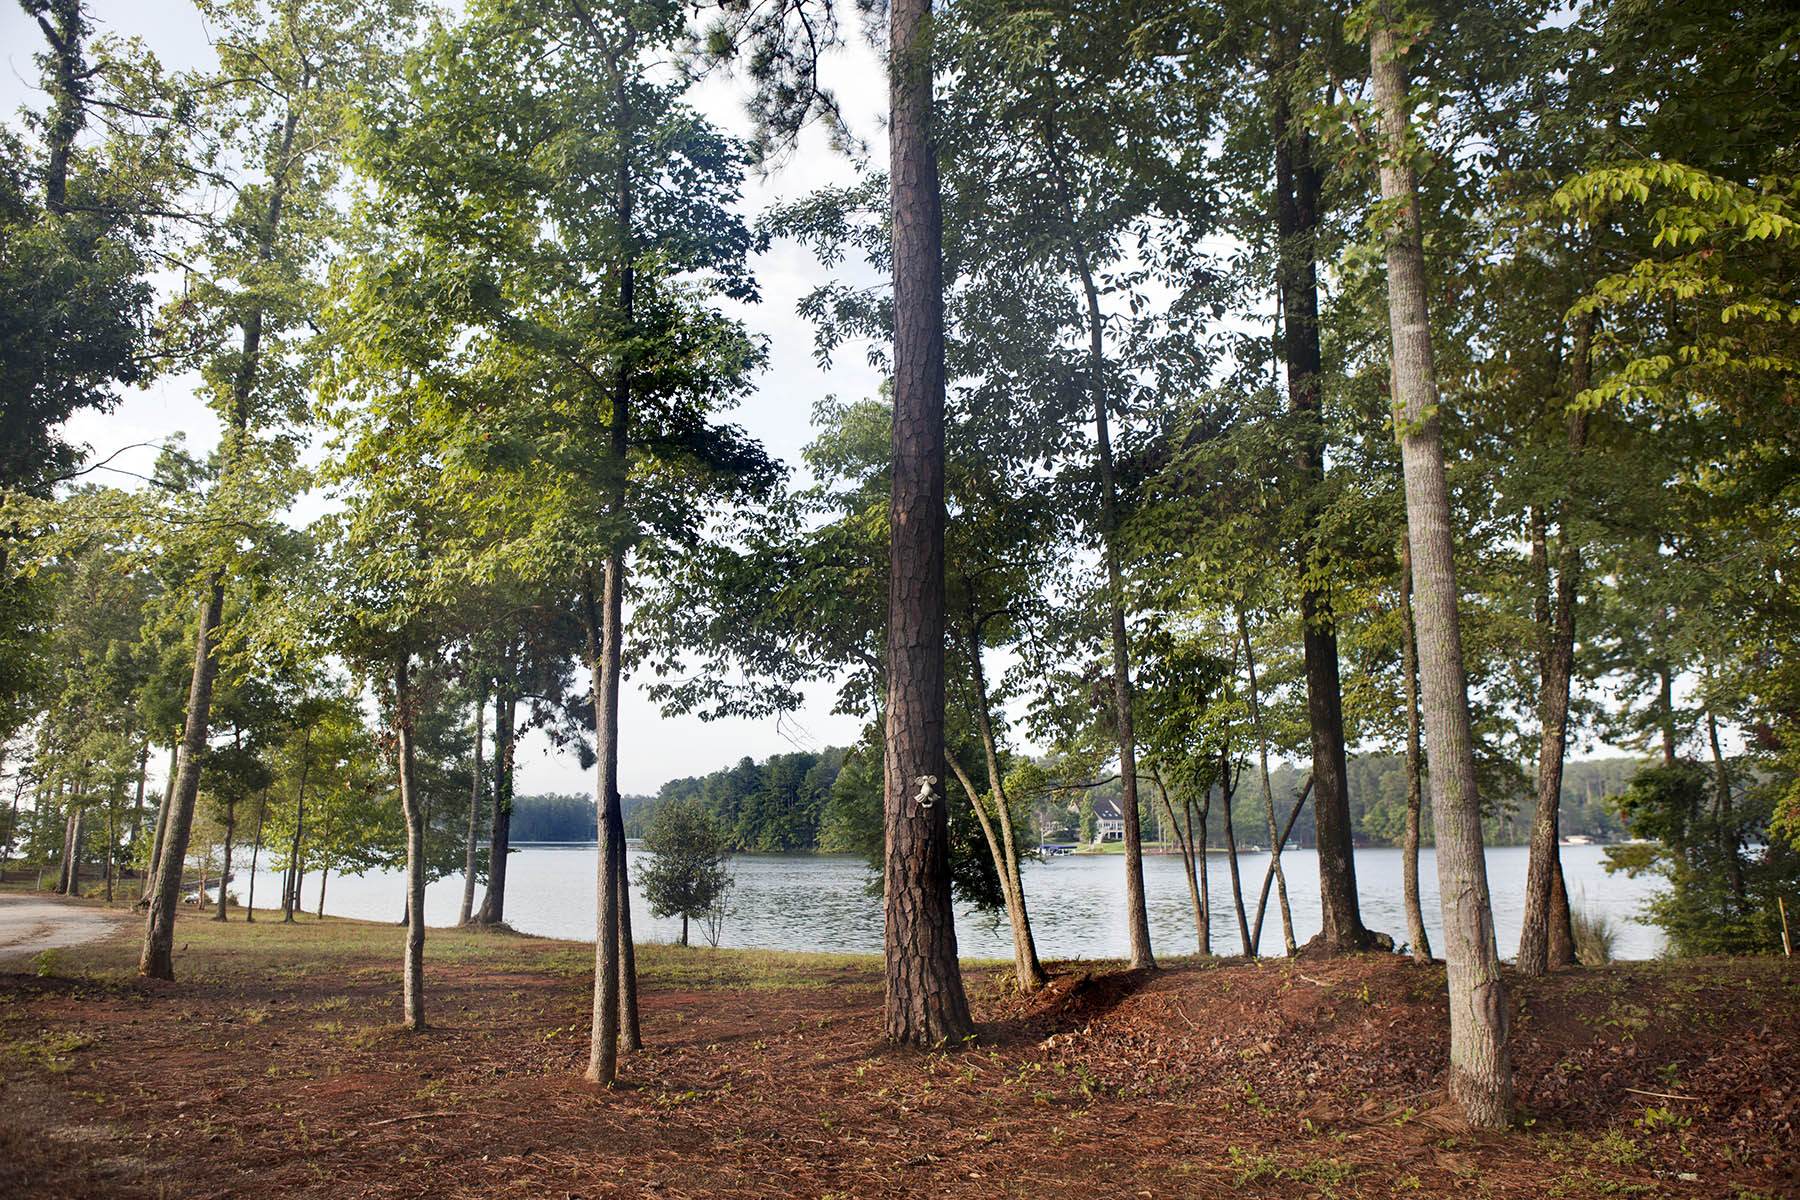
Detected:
[0,906,1795,1199]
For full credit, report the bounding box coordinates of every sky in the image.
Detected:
[1,1,899,796]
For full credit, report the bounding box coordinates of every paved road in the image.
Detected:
[0,894,133,962]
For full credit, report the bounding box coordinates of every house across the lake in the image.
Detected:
[1092,796,1125,844]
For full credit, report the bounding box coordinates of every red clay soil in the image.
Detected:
[1,913,1795,1199]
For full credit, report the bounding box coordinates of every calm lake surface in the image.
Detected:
[241,841,1665,961]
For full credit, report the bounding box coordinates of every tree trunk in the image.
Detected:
[129,740,149,847]
[32,0,86,216]
[1219,753,1251,957]
[1518,324,1590,974]
[316,867,328,919]
[617,855,641,1053]
[477,681,517,926]
[139,74,299,977]
[284,723,313,923]
[1373,8,1513,1129]
[214,797,235,921]
[883,0,973,1048]
[680,914,688,947]
[460,687,486,926]
[142,743,177,906]
[103,804,115,903]
[246,793,266,922]
[1399,538,1433,963]
[1253,775,1313,950]
[141,581,225,978]
[1153,771,1207,956]
[1040,112,1154,972]
[1239,609,1296,955]
[964,620,1045,990]
[584,563,628,1083]
[396,657,427,1032]
[1706,703,1745,905]
[1273,3,1369,954]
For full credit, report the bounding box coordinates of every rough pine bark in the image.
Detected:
[1398,538,1433,963]
[883,0,973,1046]
[140,582,224,979]
[396,658,427,1032]
[1372,9,1513,1128]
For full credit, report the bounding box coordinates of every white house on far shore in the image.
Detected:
[1092,796,1125,844]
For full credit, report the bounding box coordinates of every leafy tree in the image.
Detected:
[639,798,733,947]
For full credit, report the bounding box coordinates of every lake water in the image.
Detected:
[236,841,1665,961]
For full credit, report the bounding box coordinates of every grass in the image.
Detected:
[1572,906,1620,967]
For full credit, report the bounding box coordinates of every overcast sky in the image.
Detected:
[1,1,898,796]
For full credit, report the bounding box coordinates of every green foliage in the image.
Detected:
[638,797,733,945]
[1607,761,1800,956]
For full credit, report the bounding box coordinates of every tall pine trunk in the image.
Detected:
[1372,8,1512,1128]
[883,0,973,1046]
[1271,4,1369,953]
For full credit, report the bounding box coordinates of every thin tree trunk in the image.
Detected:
[0,767,26,883]
[1152,770,1207,956]
[129,740,149,847]
[285,723,313,923]
[617,858,641,1052]
[396,657,427,1031]
[141,581,225,977]
[965,619,1045,989]
[1519,398,1589,972]
[1399,538,1432,963]
[246,793,266,922]
[477,682,516,925]
[584,564,627,1083]
[460,687,486,926]
[1041,112,1154,971]
[142,743,177,905]
[1706,702,1745,905]
[214,797,235,921]
[1219,753,1251,957]
[1253,775,1314,950]
[1273,2,1368,953]
[1238,608,1295,954]
[883,0,973,1048]
[1373,8,1512,1128]
[139,75,300,977]
[103,804,115,903]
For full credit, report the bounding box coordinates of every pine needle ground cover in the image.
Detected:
[1,911,1794,1199]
